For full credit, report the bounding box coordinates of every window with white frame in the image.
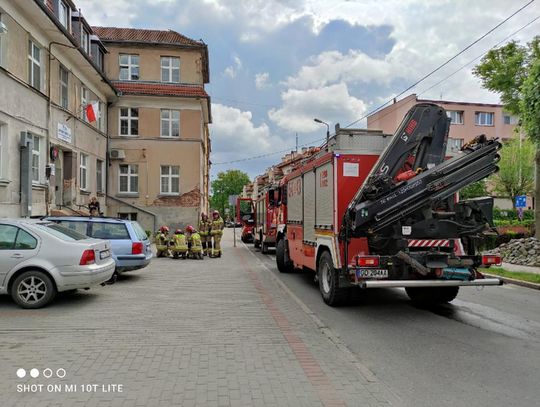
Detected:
[80,153,88,190]
[161,57,180,83]
[59,1,69,29]
[119,54,139,80]
[448,138,463,151]
[81,28,90,54]
[160,165,179,195]
[81,86,88,121]
[98,102,105,132]
[119,164,138,193]
[59,65,69,109]
[0,13,5,67]
[28,40,41,90]
[119,108,138,136]
[0,123,5,179]
[503,114,518,125]
[161,109,180,138]
[31,135,41,183]
[475,112,494,126]
[446,110,464,125]
[96,159,104,192]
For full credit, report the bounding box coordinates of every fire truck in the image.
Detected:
[253,185,284,253]
[275,103,503,306]
[236,197,255,243]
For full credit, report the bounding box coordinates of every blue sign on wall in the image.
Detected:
[515,195,527,208]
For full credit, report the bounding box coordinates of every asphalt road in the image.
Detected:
[247,243,540,407]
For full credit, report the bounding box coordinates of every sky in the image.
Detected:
[77,0,540,181]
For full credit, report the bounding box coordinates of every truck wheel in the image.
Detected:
[406,286,459,304]
[261,241,269,254]
[11,270,57,309]
[276,239,293,273]
[254,234,261,249]
[318,251,348,306]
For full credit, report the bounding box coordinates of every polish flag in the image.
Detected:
[85,102,99,122]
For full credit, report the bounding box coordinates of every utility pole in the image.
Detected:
[295,133,298,152]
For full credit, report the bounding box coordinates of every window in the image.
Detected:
[0,123,5,179]
[503,114,517,125]
[161,109,180,138]
[97,102,104,131]
[81,28,90,54]
[475,112,494,126]
[119,108,138,136]
[118,212,138,221]
[446,110,463,125]
[119,54,139,80]
[0,13,5,67]
[54,220,88,235]
[448,138,463,151]
[81,86,88,121]
[59,65,69,109]
[0,224,17,249]
[119,164,138,193]
[31,135,41,183]
[90,223,130,240]
[161,57,180,83]
[160,165,179,195]
[79,153,88,190]
[14,229,37,250]
[96,159,104,192]
[58,1,69,29]
[28,40,41,90]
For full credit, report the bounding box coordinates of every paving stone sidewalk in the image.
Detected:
[0,229,399,407]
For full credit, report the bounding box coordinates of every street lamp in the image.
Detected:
[314,118,330,146]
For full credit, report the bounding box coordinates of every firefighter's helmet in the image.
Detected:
[201,213,208,220]
[175,229,183,234]
[186,225,195,233]
[159,225,169,233]
[212,210,220,218]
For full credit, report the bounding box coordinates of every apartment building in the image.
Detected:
[367,94,518,153]
[0,0,116,217]
[93,27,211,231]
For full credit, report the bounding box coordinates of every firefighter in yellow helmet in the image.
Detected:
[171,229,188,259]
[198,213,211,256]
[210,210,225,258]
[186,225,204,260]
[155,226,170,257]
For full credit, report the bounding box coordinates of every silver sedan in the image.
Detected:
[0,219,115,309]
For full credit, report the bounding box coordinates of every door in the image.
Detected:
[55,150,63,207]
[0,224,39,289]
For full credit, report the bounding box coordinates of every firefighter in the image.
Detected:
[186,225,204,260]
[198,213,211,256]
[210,210,225,258]
[171,229,188,259]
[155,226,170,258]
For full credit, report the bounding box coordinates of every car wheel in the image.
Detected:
[318,252,349,306]
[276,239,293,273]
[11,270,56,309]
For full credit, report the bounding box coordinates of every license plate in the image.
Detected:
[356,268,388,279]
[100,250,110,259]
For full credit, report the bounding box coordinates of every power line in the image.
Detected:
[343,0,536,128]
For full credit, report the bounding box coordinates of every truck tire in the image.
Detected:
[276,239,293,273]
[254,232,261,249]
[261,240,269,254]
[405,286,459,304]
[318,251,349,306]
[11,270,57,309]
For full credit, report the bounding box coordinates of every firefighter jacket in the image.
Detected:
[189,232,203,249]
[172,234,188,251]
[156,232,169,247]
[198,219,211,236]
[210,217,225,236]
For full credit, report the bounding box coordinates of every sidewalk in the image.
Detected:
[501,262,540,275]
[0,229,398,407]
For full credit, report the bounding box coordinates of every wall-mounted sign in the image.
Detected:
[57,123,72,143]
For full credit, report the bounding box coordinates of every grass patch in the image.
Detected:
[486,267,540,284]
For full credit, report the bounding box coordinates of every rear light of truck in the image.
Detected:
[79,249,96,265]
[357,256,380,267]
[482,255,501,266]
[132,242,143,255]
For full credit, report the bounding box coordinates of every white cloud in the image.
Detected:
[223,55,243,78]
[268,83,366,133]
[255,72,270,89]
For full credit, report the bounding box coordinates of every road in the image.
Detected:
[247,242,540,407]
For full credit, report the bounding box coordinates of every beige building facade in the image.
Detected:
[367,94,517,153]
[0,0,116,218]
[93,27,211,232]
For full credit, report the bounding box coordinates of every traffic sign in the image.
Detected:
[515,195,527,208]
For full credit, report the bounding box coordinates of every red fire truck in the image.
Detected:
[236,197,255,243]
[275,103,502,306]
[253,185,285,253]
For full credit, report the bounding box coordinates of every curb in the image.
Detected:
[483,273,540,290]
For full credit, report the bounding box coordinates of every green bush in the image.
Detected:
[493,208,534,221]
[494,219,534,227]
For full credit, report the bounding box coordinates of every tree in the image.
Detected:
[210,170,251,217]
[473,36,540,235]
[491,138,535,207]
[459,180,488,200]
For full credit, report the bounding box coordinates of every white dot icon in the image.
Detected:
[30,368,39,378]
[43,368,53,378]
[56,368,66,378]
[16,369,26,378]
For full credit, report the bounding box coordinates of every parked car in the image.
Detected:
[0,219,115,309]
[45,217,153,274]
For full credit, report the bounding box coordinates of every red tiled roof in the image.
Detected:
[92,27,203,47]
[113,81,209,98]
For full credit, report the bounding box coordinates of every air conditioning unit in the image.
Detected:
[109,149,126,160]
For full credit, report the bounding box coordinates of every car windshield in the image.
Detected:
[34,223,87,241]
[131,221,148,241]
